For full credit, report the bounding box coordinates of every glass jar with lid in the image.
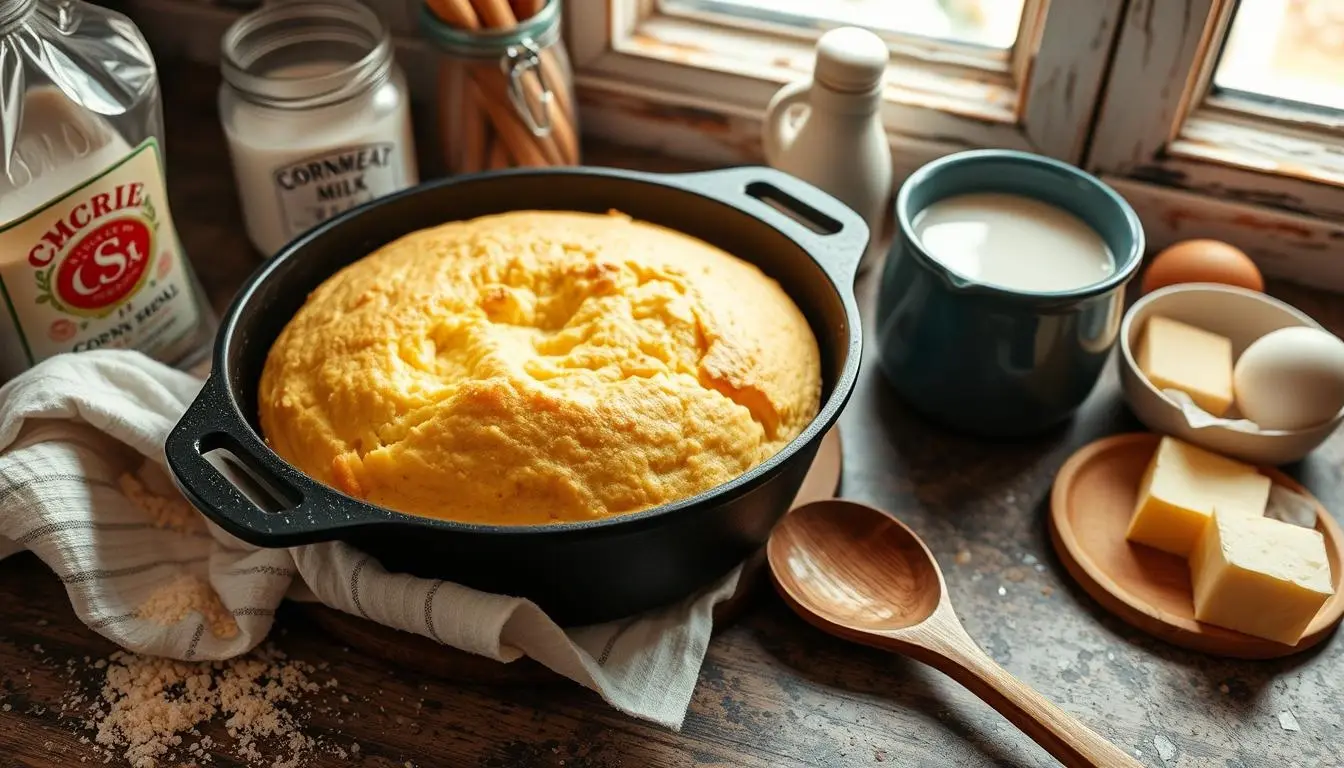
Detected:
[0,0,215,381]
[219,0,419,256]
[420,0,578,173]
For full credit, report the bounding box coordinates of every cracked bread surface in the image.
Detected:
[258,210,821,525]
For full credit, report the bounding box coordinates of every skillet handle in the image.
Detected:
[165,372,371,546]
[668,165,871,286]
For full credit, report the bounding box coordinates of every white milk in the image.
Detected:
[220,61,417,256]
[912,192,1114,292]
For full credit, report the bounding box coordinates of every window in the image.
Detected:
[566,0,1125,173]
[1214,0,1344,113]
[659,0,1027,49]
[1087,0,1344,290]
[568,0,1344,290]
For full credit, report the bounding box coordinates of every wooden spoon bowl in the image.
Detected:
[769,500,1141,768]
[770,500,940,631]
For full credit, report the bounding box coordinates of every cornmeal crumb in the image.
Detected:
[63,645,337,767]
[119,473,206,534]
[134,574,239,639]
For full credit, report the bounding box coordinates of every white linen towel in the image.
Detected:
[0,350,748,729]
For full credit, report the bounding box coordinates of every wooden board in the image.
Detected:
[293,427,844,683]
[1049,432,1344,659]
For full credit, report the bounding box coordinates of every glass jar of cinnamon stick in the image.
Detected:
[419,0,578,173]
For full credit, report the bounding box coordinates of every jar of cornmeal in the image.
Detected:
[219,0,419,256]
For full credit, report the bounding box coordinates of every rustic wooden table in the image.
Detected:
[3,64,1342,768]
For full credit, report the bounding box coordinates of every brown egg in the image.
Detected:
[1141,239,1264,295]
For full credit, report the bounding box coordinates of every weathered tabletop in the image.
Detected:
[2,64,1342,768]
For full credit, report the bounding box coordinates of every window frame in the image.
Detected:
[565,0,1126,172]
[1084,0,1344,289]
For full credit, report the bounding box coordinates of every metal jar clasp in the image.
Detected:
[501,37,554,138]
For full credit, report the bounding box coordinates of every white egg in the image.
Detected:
[1234,327,1344,430]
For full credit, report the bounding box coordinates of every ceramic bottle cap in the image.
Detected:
[814,27,890,93]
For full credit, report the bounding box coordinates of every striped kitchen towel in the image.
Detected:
[0,350,743,730]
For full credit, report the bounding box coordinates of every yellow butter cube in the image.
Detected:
[1138,316,1234,416]
[1126,437,1270,557]
[1190,509,1334,645]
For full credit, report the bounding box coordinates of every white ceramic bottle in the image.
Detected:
[763,27,892,272]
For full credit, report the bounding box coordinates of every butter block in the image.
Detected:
[1138,316,1234,416]
[1126,436,1270,557]
[1190,509,1334,645]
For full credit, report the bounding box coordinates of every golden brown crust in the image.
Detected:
[258,210,821,525]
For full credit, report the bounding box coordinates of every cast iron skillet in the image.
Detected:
[165,166,866,625]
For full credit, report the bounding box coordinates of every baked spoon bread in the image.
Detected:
[259,210,821,525]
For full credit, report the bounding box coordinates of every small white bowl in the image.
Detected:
[1118,283,1344,465]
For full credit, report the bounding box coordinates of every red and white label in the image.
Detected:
[0,140,201,367]
[56,218,152,311]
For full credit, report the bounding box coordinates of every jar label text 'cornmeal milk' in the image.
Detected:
[271,143,402,240]
[0,139,202,367]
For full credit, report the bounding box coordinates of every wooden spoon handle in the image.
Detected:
[919,624,1141,768]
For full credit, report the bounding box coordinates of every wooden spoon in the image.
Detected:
[768,500,1142,768]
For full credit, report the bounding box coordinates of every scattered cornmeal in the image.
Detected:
[1127,436,1271,557]
[135,574,239,639]
[68,645,338,768]
[119,473,206,534]
[1190,509,1334,645]
[1137,316,1234,416]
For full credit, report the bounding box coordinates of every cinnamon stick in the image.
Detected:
[426,0,481,29]
[516,0,545,19]
[509,60,578,164]
[460,72,487,172]
[468,0,516,28]
[487,135,511,169]
[472,65,564,166]
[479,43,576,162]
[432,0,576,168]
[468,72,549,166]
[541,49,574,121]
[539,48,576,139]
[437,62,452,169]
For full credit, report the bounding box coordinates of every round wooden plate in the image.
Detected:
[1049,432,1344,659]
[292,427,844,682]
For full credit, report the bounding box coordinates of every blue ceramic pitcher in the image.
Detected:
[875,149,1144,436]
